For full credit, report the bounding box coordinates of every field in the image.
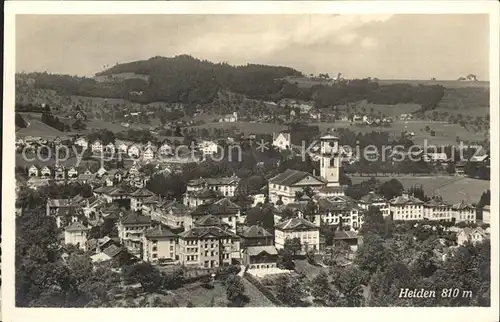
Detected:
[139,280,274,307]
[314,121,488,146]
[188,121,287,135]
[377,79,490,89]
[349,175,490,204]
[349,101,421,118]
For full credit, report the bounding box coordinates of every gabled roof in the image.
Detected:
[359,192,387,204]
[188,176,240,187]
[269,169,325,186]
[178,226,238,240]
[190,188,221,199]
[145,226,177,239]
[191,198,240,216]
[240,225,273,239]
[317,197,360,212]
[130,187,154,198]
[333,230,358,240]
[121,212,152,225]
[452,201,475,211]
[424,198,451,208]
[194,214,229,228]
[389,195,424,205]
[275,217,317,231]
[102,244,123,258]
[243,245,278,256]
[65,221,89,232]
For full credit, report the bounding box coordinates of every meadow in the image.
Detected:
[349,175,490,204]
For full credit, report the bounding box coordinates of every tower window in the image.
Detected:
[330,158,335,167]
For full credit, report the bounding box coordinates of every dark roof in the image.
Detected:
[191,198,240,216]
[145,226,177,239]
[65,221,89,232]
[121,212,152,225]
[269,169,325,186]
[275,217,317,231]
[452,201,475,210]
[194,214,229,228]
[130,188,154,197]
[190,188,221,199]
[243,245,278,256]
[240,225,273,238]
[317,197,360,212]
[178,226,238,240]
[102,244,123,258]
[360,192,387,204]
[424,198,451,208]
[188,176,240,186]
[47,199,72,207]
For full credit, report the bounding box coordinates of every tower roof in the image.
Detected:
[320,134,339,140]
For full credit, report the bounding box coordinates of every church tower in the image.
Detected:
[320,134,340,187]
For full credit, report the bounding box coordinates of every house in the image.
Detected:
[28,165,39,177]
[104,142,116,155]
[116,140,133,155]
[47,199,81,228]
[389,192,425,221]
[74,136,88,150]
[117,212,153,256]
[455,161,466,176]
[316,196,364,230]
[40,166,52,178]
[198,140,219,155]
[275,217,319,253]
[64,222,89,250]
[53,136,62,146]
[456,227,489,246]
[268,169,326,205]
[142,226,178,264]
[272,132,291,151]
[91,140,103,154]
[130,187,155,211]
[67,166,78,179]
[242,245,279,271]
[96,167,107,178]
[482,205,490,224]
[240,225,274,248]
[178,226,240,268]
[252,194,266,207]
[86,236,115,254]
[189,198,241,232]
[423,198,453,221]
[186,176,240,198]
[357,192,390,217]
[159,141,173,156]
[54,166,65,181]
[451,201,476,223]
[128,144,142,159]
[162,202,191,229]
[74,110,87,120]
[298,103,313,114]
[333,230,360,253]
[424,152,448,163]
[219,112,238,123]
[142,146,156,161]
[127,163,141,177]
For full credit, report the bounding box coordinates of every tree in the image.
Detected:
[225,274,246,307]
[323,241,351,267]
[122,263,163,293]
[276,275,305,307]
[311,272,332,303]
[284,237,302,257]
[378,179,404,200]
[277,249,295,270]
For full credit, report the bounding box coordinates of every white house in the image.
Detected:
[272,132,291,151]
[159,142,173,156]
[28,165,39,177]
[451,201,476,223]
[268,169,325,205]
[423,199,453,221]
[128,144,142,159]
[456,227,489,246]
[274,217,320,253]
[198,140,219,155]
[116,140,132,155]
[40,166,52,178]
[64,222,89,250]
[389,192,425,221]
[91,140,103,154]
[219,112,238,123]
[96,167,107,178]
[357,192,390,217]
[67,166,78,179]
[74,137,88,150]
[143,146,156,161]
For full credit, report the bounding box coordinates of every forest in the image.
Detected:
[22,55,446,111]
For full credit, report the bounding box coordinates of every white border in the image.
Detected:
[3,2,499,322]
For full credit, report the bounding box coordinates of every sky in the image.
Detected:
[16,14,489,80]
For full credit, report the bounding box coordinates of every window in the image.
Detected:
[152,254,157,259]
[152,246,157,252]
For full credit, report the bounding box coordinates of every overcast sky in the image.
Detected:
[16,14,489,80]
